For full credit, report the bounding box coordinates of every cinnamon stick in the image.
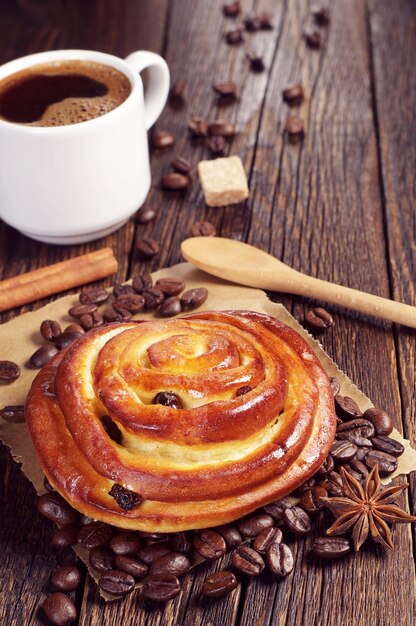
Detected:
[0,248,118,313]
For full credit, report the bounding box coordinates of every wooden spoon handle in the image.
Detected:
[285,274,416,328]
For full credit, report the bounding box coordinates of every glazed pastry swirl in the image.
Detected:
[25,311,336,531]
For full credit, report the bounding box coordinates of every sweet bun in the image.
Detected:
[25,310,336,531]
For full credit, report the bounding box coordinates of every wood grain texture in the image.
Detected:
[368,0,416,558]
[0,0,415,625]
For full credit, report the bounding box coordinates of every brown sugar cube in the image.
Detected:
[197,156,249,207]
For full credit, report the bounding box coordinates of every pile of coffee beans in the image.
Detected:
[20,275,209,372]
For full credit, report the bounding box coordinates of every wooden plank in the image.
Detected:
[368,0,416,544]
[0,1,168,625]
[236,0,416,625]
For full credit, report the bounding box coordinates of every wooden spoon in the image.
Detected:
[181,237,416,328]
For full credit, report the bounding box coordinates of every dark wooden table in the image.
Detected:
[1,1,415,624]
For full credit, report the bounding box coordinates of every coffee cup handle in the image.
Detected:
[125,51,170,130]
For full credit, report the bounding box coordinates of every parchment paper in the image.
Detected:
[1,261,415,599]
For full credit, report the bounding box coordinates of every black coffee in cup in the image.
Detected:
[0,60,131,126]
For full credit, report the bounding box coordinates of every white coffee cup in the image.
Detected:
[0,49,170,244]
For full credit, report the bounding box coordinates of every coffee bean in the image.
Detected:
[79,514,94,526]
[223,2,240,17]
[305,307,334,331]
[208,135,226,156]
[232,545,265,576]
[132,273,153,293]
[316,454,335,477]
[143,574,181,602]
[216,525,243,549]
[55,331,83,350]
[201,570,238,598]
[79,311,104,331]
[180,287,208,309]
[103,308,123,323]
[161,172,190,191]
[169,80,186,103]
[114,293,145,313]
[77,521,113,549]
[135,206,158,225]
[329,377,340,396]
[258,12,273,30]
[152,391,182,409]
[194,530,227,560]
[40,320,62,341]
[108,304,131,321]
[365,450,398,475]
[188,116,208,137]
[213,81,238,99]
[263,497,293,521]
[190,221,217,237]
[284,115,304,141]
[338,463,362,482]
[304,30,321,48]
[64,323,84,335]
[320,471,343,497]
[363,407,393,436]
[37,493,79,526]
[113,282,135,298]
[170,531,193,554]
[282,83,304,106]
[151,130,176,149]
[0,405,25,423]
[349,458,369,478]
[372,435,404,458]
[136,238,160,259]
[28,344,59,368]
[330,440,358,463]
[247,51,265,73]
[355,446,372,461]
[79,286,109,305]
[236,385,252,397]
[282,506,312,536]
[159,296,182,317]
[52,525,79,548]
[42,592,77,626]
[99,569,135,596]
[51,565,81,592]
[335,395,362,421]
[312,6,330,26]
[143,287,165,310]
[267,542,293,577]
[138,542,171,565]
[312,537,350,560]
[225,28,244,45]
[297,477,317,494]
[243,12,260,31]
[0,361,21,383]
[209,119,236,137]
[137,530,167,540]
[109,533,141,556]
[237,513,274,538]
[299,485,327,514]
[89,545,115,573]
[150,552,190,578]
[43,476,54,492]
[68,303,97,318]
[253,527,283,554]
[114,555,148,580]
[171,155,192,174]
[337,419,375,446]
[155,277,186,296]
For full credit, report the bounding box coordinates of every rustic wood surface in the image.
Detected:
[0,1,415,625]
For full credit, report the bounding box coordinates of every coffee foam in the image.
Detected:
[0,60,131,127]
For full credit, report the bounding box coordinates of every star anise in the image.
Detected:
[321,465,416,551]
